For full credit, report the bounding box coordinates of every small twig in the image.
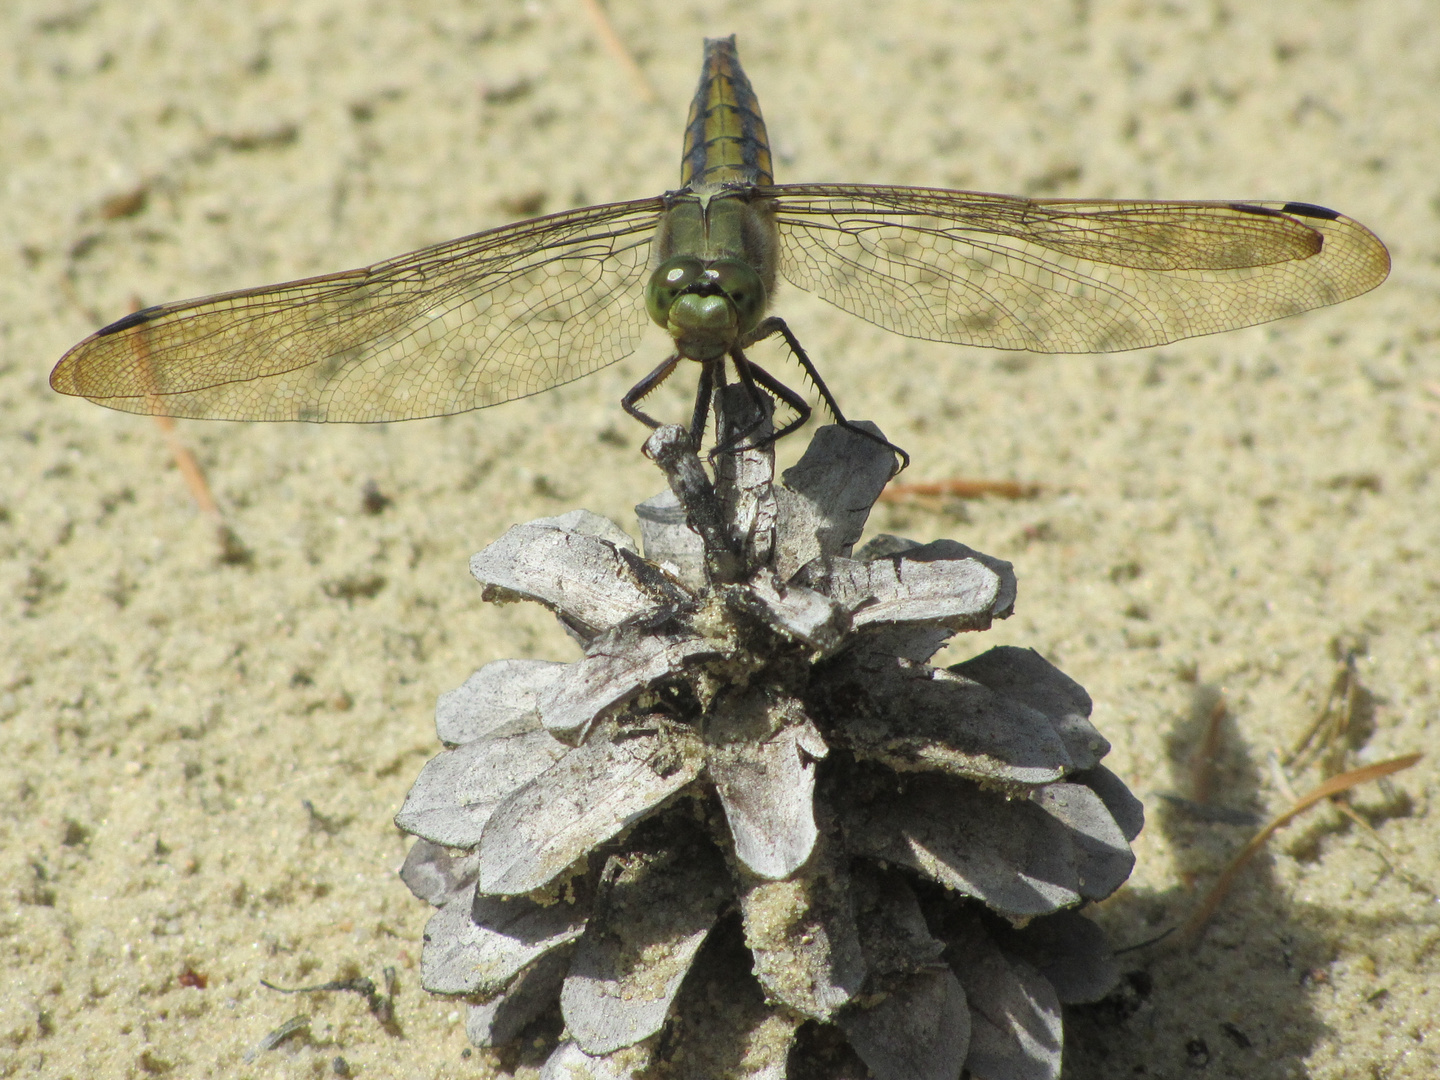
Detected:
[125,297,253,565]
[1113,926,1177,956]
[1329,799,1400,857]
[1269,651,1430,894]
[57,289,251,562]
[1189,693,1228,806]
[878,478,1041,502]
[242,1014,311,1062]
[1322,788,1431,895]
[1286,647,1360,773]
[1181,752,1422,939]
[261,967,400,1035]
[577,0,657,104]
[1265,750,1301,804]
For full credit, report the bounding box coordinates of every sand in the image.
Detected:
[1,0,1436,1076]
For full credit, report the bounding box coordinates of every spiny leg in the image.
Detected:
[622,354,682,430]
[742,316,910,470]
[687,359,717,451]
[705,348,800,460]
[736,352,811,441]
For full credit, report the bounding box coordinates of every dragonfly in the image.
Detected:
[52,36,1389,469]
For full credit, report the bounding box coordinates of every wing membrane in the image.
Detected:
[768,184,1389,353]
[51,198,666,421]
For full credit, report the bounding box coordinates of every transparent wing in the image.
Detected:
[767,184,1389,353]
[51,197,667,421]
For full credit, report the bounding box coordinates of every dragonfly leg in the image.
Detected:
[740,354,810,440]
[705,349,806,460]
[745,316,910,471]
[687,360,716,451]
[622,354,682,430]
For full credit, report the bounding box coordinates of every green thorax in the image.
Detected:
[647,37,780,361]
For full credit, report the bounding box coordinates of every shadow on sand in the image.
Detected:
[1062,681,1338,1079]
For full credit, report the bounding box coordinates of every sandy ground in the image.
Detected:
[2,0,1436,1077]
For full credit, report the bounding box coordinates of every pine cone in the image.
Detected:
[397,397,1142,1079]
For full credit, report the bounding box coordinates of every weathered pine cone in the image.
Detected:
[396,396,1142,1079]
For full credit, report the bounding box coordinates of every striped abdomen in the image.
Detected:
[680,36,773,188]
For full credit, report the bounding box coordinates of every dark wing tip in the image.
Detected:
[1230,200,1343,222]
[96,305,164,336]
[1280,201,1342,221]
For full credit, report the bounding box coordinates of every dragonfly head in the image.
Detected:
[646,256,766,362]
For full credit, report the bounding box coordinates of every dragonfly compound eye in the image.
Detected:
[645,257,706,326]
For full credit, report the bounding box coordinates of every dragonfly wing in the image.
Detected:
[51,198,666,421]
[768,184,1389,353]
